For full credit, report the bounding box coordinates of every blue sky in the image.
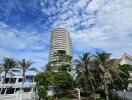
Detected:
[0,0,132,69]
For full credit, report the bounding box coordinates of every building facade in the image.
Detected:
[49,27,72,62]
[119,53,132,65]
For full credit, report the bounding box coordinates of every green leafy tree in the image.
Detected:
[47,50,72,72]
[113,64,132,90]
[45,60,58,71]
[35,71,74,99]
[34,71,53,100]
[53,71,75,95]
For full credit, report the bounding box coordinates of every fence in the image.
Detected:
[110,90,132,100]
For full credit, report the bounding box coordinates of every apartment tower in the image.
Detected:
[49,27,72,62]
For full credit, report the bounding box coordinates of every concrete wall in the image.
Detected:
[0,91,38,100]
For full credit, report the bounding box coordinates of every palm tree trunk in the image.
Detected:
[84,75,89,90]
[103,78,109,100]
[87,66,96,100]
[89,79,96,100]
[21,71,25,91]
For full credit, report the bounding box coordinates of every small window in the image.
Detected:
[25,76,33,82]
[10,78,16,83]
[33,88,36,92]
[4,78,9,84]
[1,88,6,94]
[18,78,23,82]
[6,88,15,94]
[15,88,20,92]
[24,88,31,92]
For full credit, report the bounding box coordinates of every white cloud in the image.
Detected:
[74,0,88,10]
[61,0,132,58]
[0,21,49,51]
[0,0,132,69]
[86,0,106,13]
[0,21,49,68]
[0,29,26,49]
[40,0,57,16]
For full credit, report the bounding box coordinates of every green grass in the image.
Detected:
[96,97,106,100]
[57,97,106,100]
[57,97,71,100]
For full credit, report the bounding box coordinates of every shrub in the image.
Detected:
[96,88,106,97]
[80,91,92,97]
[108,90,121,100]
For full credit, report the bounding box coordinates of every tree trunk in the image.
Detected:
[89,80,96,100]
[87,66,96,100]
[84,75,89,90]
[21,71,25,91]
[103,78,109,100]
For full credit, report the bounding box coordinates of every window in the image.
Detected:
[18,78,23,82]
[1,88,6,94]
[24,88,31,92]
[10,78,16,83]
[15,88,20,92]
[6,88,15,94]
[25,76,33,82]
[33,88,36,92]
[4,78,9,84]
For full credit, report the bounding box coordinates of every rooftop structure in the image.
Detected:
[113,53,132,65]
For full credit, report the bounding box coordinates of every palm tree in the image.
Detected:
[94,51,127,100]
[75,53,96,100]
[18,59,34,90]
[0,57,17,94]
[94,51,112,100]
[94,51,117,100]
[1,57,17,78]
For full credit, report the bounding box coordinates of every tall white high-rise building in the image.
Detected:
[49,27,72,62]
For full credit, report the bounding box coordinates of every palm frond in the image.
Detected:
[29,67,38,72]
[18,59,34,71]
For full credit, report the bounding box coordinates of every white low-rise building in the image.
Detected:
[0,67,38,100]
